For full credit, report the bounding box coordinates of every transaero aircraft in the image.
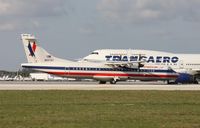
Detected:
[21,34,198,84]
[81,49,200,84]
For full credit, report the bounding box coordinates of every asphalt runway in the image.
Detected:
[0,81,200,90]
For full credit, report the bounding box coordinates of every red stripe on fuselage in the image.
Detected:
[47,71,178,78]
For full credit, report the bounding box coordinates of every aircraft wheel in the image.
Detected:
[192,77,199,84]
[193,80,199,84]
[110,80,117,84]
[99,81,106,84]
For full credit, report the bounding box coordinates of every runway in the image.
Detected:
[0,81,200,90]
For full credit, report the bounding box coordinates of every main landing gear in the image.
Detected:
[110,80,117,84]
[99,81,107,84]
[99,80,118,84]
[98,76,119,84]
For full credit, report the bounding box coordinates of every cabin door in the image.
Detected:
[65,67,69,77]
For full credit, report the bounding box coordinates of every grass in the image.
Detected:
[0,91,200,128]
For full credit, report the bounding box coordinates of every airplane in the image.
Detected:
[21,34,179,84]
[81,49,200,84]
[0,76,5,81]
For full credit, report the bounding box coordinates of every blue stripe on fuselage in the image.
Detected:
[22,65,176,73]
[22,66,65,70]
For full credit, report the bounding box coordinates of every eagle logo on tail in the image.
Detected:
[28,41,37,57]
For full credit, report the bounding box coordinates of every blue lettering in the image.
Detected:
[105,56,112,61]
[163,56,170,63]
[171,57,179,63]
[156,56,162,63]
[147,56,154,63]
[113,56,121,61]
[105,55,179,63]
[122,56,128,61]
[139,56,147,61]
[130,56,138,62]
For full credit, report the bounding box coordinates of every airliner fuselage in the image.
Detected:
[82,49,200,84]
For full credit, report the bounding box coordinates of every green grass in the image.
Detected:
[0,91,200,128]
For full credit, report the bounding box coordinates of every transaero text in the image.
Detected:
[105,55,179,63]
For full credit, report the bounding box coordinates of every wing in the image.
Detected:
[105,61,145,69]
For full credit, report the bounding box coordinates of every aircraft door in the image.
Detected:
[65,67,69,77]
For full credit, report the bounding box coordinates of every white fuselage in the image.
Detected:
[22,60,178,82]
[82,49,200,76]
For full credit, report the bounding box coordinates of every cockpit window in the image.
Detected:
[91,52,99,55]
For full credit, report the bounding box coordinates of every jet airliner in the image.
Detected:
[82,49,200,84]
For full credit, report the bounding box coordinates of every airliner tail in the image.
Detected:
[21,34,70,63]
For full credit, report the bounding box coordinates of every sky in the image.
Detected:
[1,0,200,71]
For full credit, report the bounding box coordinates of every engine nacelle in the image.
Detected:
[175,73,195,84]
[93,75,127,82]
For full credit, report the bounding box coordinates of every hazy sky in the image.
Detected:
[1,0,200,71]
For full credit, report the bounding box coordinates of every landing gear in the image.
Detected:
[193,77,199,84]
[99,81,106,84]
[110,80,117,84]
[193,80,199,84]
[110,77,119,84]
[99,80,118,84]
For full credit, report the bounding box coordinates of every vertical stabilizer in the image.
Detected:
[21,34,69,63]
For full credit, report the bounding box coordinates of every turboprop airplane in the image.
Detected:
[21,34,179,84]
[81,49,200,84]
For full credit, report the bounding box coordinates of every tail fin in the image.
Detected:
[21,34,68,63]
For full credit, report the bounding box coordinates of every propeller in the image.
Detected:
[138,54,146,68]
